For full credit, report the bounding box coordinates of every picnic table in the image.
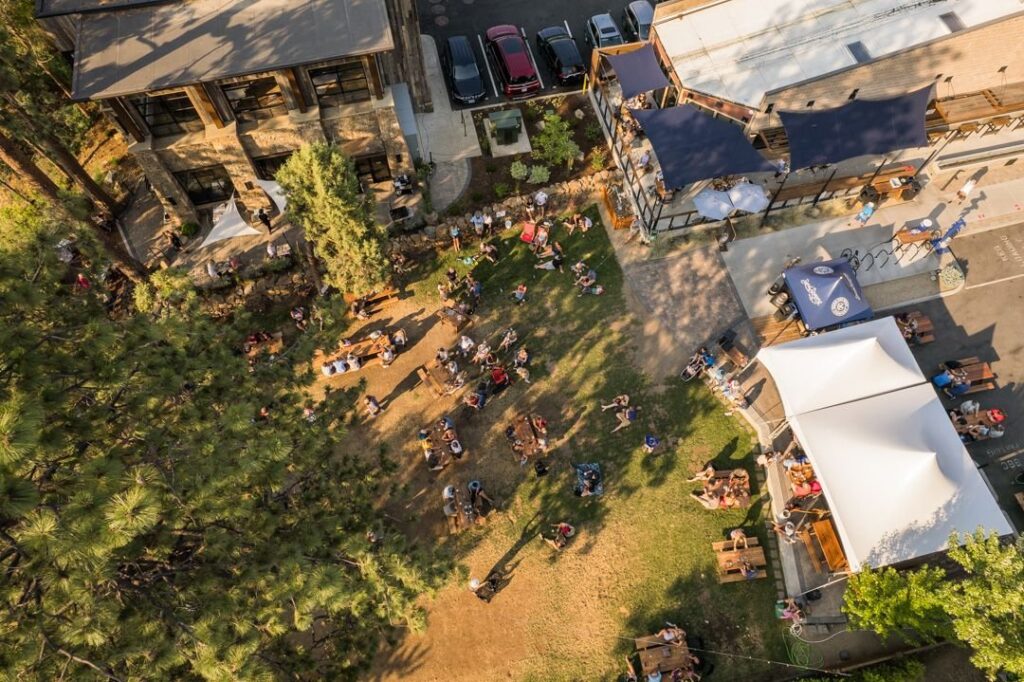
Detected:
[437,307,472,332]
[943,356,998,394]
[637,639,693,675]
[712,538,768,583]
[705,471,752,508]
[811,519,849,573]
[507,414,546,461]
[898,311,935,345]
[417,359,452,398]
[344,286,399,314]
[245,331,284,358]
[312,332,392,371]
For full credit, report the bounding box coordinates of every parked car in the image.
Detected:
[536,26,585,85]
[584,13,624,49]
[622,0,654,41]
[441,35,486,104]
[485,25,542,98]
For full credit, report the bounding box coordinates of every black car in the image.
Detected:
[536,26,585,85]
[441,35,486,104]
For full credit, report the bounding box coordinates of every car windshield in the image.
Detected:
[510,74,534,85]
[560,65,579,76]
[454,64,477,80]
[638,23,650,40]
[600,26,617,35]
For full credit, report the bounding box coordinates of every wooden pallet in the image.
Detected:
[750,314,805,347]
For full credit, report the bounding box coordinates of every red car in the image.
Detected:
[485,25,542,98]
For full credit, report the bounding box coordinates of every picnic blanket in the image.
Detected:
[574,463,604,497]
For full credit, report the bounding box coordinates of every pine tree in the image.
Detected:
[275,143,391,296]
[0,206,438,679]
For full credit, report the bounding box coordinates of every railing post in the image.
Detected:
[760,170,790,228]
[813,169,837,205]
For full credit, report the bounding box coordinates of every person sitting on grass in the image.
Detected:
[601,394,630,411]
[575,268,597,290]
[479,241,499,264]
[364,396,382,419]
[537,239,563,261]
[511,283,528,305]
[689,490,729,510]
[514,347,531,368]
[464,384,488,410]
[687,463,716,482]
[643,434,661,454]
[612,405,641,433]
[498,327,518,353]
[468,479,497,514]
[490,366,511,392]
[471,342,491,365]
[571,260,588,279]
[458,334,475,357]
[544,521,575,550]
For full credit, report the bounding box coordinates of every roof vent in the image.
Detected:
[940,12,965,32]
[847,41,872,64]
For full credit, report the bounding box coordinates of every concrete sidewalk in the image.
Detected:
[722,168,1024,318]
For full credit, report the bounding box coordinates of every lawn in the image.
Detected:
[365,207,788,680]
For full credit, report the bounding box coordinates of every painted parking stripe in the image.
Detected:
[477,33,500,100]
[521,26,546,90]
[563,19,573,39]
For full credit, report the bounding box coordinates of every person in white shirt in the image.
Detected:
[380,347,395,367]
[458,335,475,357]
[266,242,277,258]
[331,358,348,374]
[346,353,361,370]
[533,190,548,216]
[321,362,336,377]
[206,261,219,278]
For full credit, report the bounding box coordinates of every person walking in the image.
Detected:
[256,207,273,233]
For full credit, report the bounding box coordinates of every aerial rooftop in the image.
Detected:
[654,0,1024,108]
[71,0,394,99]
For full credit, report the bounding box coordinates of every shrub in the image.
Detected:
[484,163,497,174]
[510,160,529,182]
[527,165,550,185]
[533,112,581,169]
[493,183,510,200]
[179,221,200,238]
[585,122,604,143]
[590,148,607,171]
[470,191,484,203]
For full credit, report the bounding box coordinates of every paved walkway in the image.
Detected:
[723,169,1024,317]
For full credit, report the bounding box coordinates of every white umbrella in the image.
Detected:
[727,182,770,213]
[256,179,288,213]
[693,188,735,220]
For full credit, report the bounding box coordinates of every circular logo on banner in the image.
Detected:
[831,297,850,316]
[813,266,835,275]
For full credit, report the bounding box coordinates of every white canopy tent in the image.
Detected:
[757,317,925,416]
[256,179,288,214]
[198,198,262,249]
[789,383,1013,572]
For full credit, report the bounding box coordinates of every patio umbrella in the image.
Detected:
[693,188,734,220]
[727,182,770,213]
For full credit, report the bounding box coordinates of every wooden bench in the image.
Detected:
[712,538,767,583]
[798,529,823,574]
[417,360,450,398]
[898,311,935,345]
[344,287,399,316]
[811,519,849,574]
[941,356,998,394]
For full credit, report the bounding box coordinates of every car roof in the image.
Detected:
[549,38,581,65]
[446,35,474,55]
[627,0,654,23]
[490,33,534,77]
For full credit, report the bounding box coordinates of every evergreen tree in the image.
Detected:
[275,143,391,296]
[0,207,438,679]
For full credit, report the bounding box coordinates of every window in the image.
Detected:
[846,41,872,64]
[129,92,203,137]
[174,166,234,205]
[939,12,965,33]
[805,100,815,108]
[253,152,294,180]
[848,88,860,100]
[764,103,774,113]
[221,77,287,122]
[308,61,371,107]
[354,153,391,183]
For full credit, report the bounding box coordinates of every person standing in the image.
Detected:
[256,207,273,233]
[533,190,548,217]
[956,177,977,204]
[449,223,462,251]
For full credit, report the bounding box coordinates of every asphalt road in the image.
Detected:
[418,0,635,106]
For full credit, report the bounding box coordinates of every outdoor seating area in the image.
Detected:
[931,356,998,397]
[712,537,768,583]
[505,413,548,465]
[345,286,399,319]
[418,415,464,472]
[631,625,700,680]
[314,328,406,375]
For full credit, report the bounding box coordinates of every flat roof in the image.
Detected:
[654,0,1024,108]
[37,0,174,19]
[72,0,394,100]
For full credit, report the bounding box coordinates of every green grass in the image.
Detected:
[389,207,788,680]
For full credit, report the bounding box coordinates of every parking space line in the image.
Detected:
[563,19,573,39]
[521,27,546,90]
[476,34,500,100]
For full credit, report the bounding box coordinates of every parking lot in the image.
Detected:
[419,0,639,106]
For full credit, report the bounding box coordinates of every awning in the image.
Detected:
[780,85,933,170]
[756,317,924,417]
[727,182,769,213]
[789,383,1013,572]
[72,0,394,99]
[783,258,872,331]
[604,45,671,101]
[632,106,774,190]
[257,180,288,214]
[198,199,262,249]
[693,188,733,220]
